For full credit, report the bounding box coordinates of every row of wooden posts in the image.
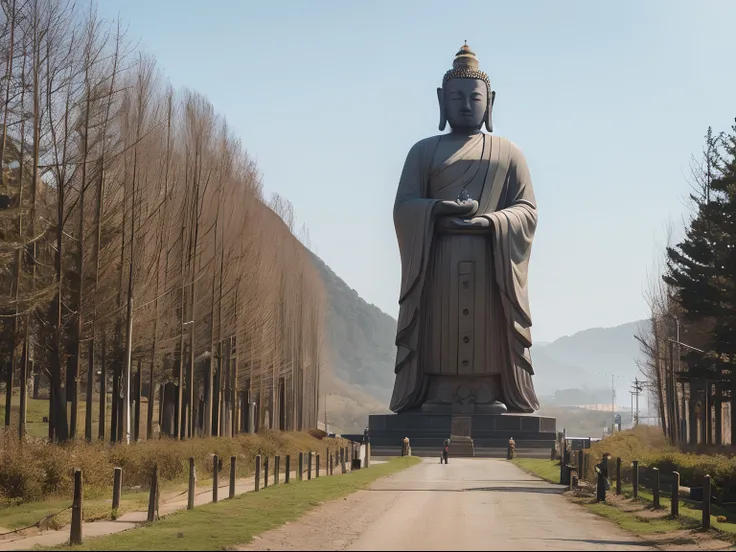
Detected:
[69,446,357,545]
[565,452,713,530]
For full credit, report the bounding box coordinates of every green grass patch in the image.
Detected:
[53,456,420,551]
[0,395,122,440]
[0,490,151,531]
[619,485,736,535]
[510,456,736,543]
[583,501,676,535]
[511,458,560,484]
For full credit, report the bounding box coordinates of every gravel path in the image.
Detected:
[237,458,653,551]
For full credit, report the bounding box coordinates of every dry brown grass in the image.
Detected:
[0,431,347,505]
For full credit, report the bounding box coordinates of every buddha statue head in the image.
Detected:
[437,42,496,133]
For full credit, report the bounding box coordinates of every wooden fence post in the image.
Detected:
[703,474,711,530]
[70,469,83,545]
[559,439,568,485]
[213,455,220,504]
[264,457,269,488]
[274,455,280,485]
[316,454,320,478]
[147,464,159,522]
[255,455,261,492]
[229,456,237,499]
[112,467,122,520]
[671,471,680,518]
[285,455,291,483]
[188,457,196,510]
[652,467,660,508]
[569,468,577,491]
[298,452,304,481]
[577,450,583,481]
[308,452,313,480]
[632,460,639,498]
[596,466,606,503]
[616,457,622,495]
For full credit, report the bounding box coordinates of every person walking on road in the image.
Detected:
[507,437,516,460]
[441,439,450,464]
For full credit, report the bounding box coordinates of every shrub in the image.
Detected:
[577,426,736,501]
[0,430,347,504]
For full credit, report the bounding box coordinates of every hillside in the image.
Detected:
[310,253,395,432]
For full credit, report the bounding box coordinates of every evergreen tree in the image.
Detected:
[665,122,736,438]
[665,128,724,373]
[709,123,736,377]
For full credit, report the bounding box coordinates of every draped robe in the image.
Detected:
[391,132,540,413]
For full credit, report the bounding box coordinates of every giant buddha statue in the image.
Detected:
[391,43,539,415]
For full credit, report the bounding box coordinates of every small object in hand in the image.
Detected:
[457,189,472,204]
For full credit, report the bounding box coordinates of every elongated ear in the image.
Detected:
[437,87,447,131]
[484,90,496,133]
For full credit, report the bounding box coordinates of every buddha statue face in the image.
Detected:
[444,78,488,132]
[437,43,496,133]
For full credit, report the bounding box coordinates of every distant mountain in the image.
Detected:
[534,320,648,404]
[311,249,649,431]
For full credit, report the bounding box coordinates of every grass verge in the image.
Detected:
[52,456,420,551]
[511,458,560,484]
[512,457,736,548]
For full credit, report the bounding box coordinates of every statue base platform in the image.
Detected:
[368,411,556,458]
[448,436,475,457]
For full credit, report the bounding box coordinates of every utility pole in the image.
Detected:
[632,378,642,426]
[664,314,682,444]
[611,374,616,433]
[630,390,634,428]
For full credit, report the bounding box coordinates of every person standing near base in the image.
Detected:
[441,438,450,464]
[507,437,516,459]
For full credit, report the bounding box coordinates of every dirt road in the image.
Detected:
[238,458,652,551]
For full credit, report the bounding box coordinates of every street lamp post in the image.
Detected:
[667,337,706,445]
[662,314,682,443]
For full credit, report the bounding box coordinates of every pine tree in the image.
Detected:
[665,122,736,439]
[709,123,736,381]
[665,128,723,374]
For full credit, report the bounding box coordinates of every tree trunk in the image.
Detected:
[147,362,155,439]
[134,359,142,441]
[85,339,94,440]
[99,331,106,441]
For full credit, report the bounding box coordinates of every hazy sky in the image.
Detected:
[97,0,735,343]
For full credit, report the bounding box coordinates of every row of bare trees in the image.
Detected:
[0,0,324,443]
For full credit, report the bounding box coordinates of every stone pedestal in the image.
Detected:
[448,437,475,457]
[369,412,556,458]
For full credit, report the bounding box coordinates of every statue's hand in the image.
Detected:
[436,200,478,217]
[450,216,491,231]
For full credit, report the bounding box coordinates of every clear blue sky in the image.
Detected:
[97,0,736,343]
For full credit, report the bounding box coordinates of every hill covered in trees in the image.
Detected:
[310,254,394,432]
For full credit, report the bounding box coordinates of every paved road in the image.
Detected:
[240,458,653,551]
